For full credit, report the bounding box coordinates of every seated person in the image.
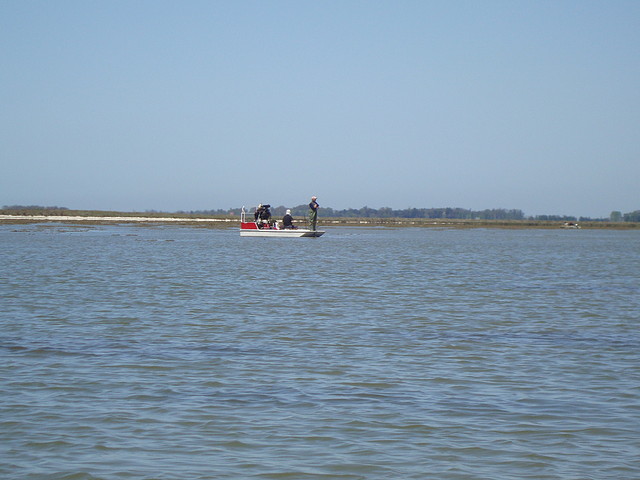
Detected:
[259,205,271,222]
[255,204,272,227]
[282,209,297,229]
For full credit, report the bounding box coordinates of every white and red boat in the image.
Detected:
[240,207,325,237]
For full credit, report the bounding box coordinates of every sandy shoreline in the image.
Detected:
[1,214,637,229]
[0,214,233,223]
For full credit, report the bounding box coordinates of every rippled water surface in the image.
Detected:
[1,223,639,479]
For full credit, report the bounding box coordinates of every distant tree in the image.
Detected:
[623,210,640,222]
[534,214,577,222]
[610,211,623,222]
[378,207,394,218]
[3,205,68,211]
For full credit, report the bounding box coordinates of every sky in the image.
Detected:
[1,0,638,218]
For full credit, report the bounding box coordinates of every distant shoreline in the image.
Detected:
[0,214,232,224]
[1,213,638,229]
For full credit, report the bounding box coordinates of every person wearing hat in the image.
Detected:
[282,209,296,229]
[308,196,319,231]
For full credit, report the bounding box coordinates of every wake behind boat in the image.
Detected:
[240,207,325,237]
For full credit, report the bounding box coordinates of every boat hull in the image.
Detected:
[239,210,324,237]
[240,229,324,237]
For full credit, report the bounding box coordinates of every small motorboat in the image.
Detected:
[239,207,325,237]
[561,222,581,229]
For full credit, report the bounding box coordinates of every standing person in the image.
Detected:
[254,204,263,222]
[308,196,319,231]
[259,204,272,227]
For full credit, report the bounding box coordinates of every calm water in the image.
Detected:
[1,223,639,479]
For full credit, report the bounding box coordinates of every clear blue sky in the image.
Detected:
[2,1,638,217]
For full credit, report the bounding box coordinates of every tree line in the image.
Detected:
[197,205,640,222]
[4,205,640,222]
[610,210,640,222]
[188,205,528,220]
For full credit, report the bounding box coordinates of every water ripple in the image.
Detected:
[1,225,639,479]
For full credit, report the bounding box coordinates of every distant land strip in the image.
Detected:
[0,210,638,229]
[0,214,231,224]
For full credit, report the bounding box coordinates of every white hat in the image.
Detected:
[286,209,291,214]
